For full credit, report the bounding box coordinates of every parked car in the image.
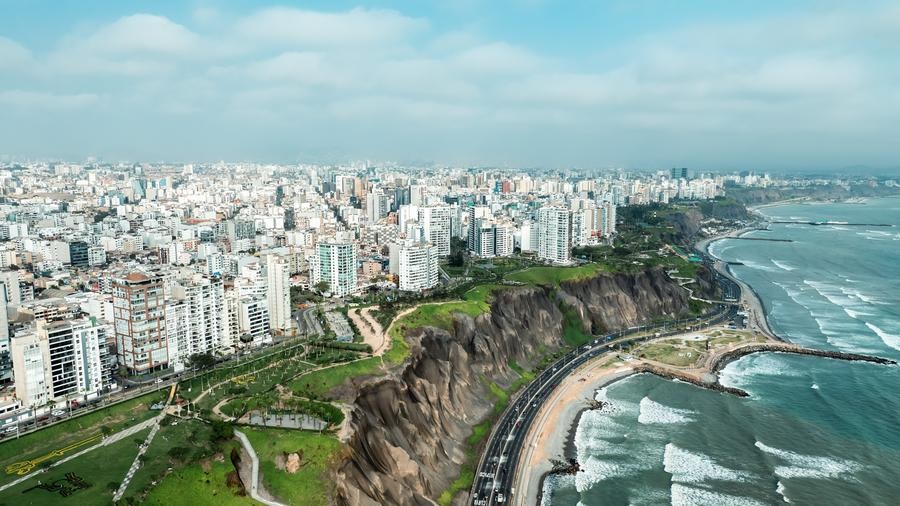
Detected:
[51,409,66,417]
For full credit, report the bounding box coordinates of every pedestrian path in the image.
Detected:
[234,429,286,506]
[112,414,164,502]
[0,417,158,494]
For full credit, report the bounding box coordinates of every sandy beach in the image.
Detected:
[514,355,635,506]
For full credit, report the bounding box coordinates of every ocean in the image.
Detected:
[541,196,900,505]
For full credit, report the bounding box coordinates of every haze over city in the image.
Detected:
[2,0,900,170]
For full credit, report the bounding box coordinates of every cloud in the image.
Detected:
[74,14,200,55]
[0,90,98,109]
[236,7,428,48]
[0,37,32,70]
[1,2,899,168]
[452,42,543,75]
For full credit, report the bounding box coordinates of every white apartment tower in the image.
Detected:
[397,242,440,292]
[266,254,292,333]
[12,318,112,408]
[538,206,572,264]
[418,205,452,256]
[312,241,358,298]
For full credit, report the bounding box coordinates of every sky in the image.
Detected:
[1,0,899,171]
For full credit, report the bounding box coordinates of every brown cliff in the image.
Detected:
[335,270,695,505]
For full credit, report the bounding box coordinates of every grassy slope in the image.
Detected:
[142,440,254,506]
[293,285,504,400]
[242,428,341,506]
[505,264,607,286]
[0,427,148,506]
[0,391,164,485]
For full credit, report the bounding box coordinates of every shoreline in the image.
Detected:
[516,360,634,506]
[523,196,898,505]
[537,369,637,505]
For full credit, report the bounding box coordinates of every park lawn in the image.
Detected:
[505,263,607,286]
[191,359,315,413]
[0,427,148,506]
[121,419,215,503]
[142,441,254,506]
[291,357,382,400]
[637,343,701,367]
[462,284,506,305]
[242,427,342,506]
[0,391,164,485]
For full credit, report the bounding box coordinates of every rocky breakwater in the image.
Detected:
[334,270,698,505]
[710,344,898,373]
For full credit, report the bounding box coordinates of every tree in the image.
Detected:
[313,281,330,293]
[209,420,234,443]
[188,352,216,370]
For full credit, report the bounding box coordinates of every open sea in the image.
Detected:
[542,196,900,505]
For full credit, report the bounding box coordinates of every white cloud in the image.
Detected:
[236,7,428,48]
[0,37,32,70]
[75,14,200,55]
[452,42,543,75]
[1,3,899,167]
[0,90,98,109]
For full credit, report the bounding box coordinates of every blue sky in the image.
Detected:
[1,1,898,170]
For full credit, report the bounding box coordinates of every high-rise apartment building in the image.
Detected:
[538,206,572,264]
[166,275,226,370]
[312,241,358,298]
[12,318,112,408]
[266,254,292,332]
[418,205,452,256]
[113,272,168,374]
[0,285,10,383]
[395,242,440,292]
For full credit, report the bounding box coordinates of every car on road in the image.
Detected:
[51,409,66,417]
[3,425,16,434]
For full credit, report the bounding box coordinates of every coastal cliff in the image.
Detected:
[559,268,713,334]
[334,269,698,505]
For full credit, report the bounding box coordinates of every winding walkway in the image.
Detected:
[234,429,286,506]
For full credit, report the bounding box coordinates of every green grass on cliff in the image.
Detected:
[561,304,593,347]
[505,263,607,286]
[242,428,341,506]
[437,363,536,506]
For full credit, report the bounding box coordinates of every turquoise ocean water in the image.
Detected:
[542,196,900,505]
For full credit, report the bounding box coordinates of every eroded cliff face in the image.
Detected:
[334,270,695,506]
[561,267,718,334]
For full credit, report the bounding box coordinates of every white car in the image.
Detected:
[51,409,66,417]
[4,425,17,434]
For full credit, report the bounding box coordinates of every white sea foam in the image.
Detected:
[722,353,803,382]
[771,259,796,271]
[663,443,750,484]
[755,440,861,480]
[736,259,777,272]
[638,397,694,425]
[574,453,656,492]
[843,308,873,319]
[811,383,819,390]
[670,483,767,506]
[776,481,791,503]
[540,474,574,506]
[865,322,900,351]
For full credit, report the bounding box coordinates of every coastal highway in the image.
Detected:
[470,265,740,506]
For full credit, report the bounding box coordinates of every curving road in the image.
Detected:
[470,260,739,505]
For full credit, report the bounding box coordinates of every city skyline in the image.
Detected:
[2,1,900,171]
